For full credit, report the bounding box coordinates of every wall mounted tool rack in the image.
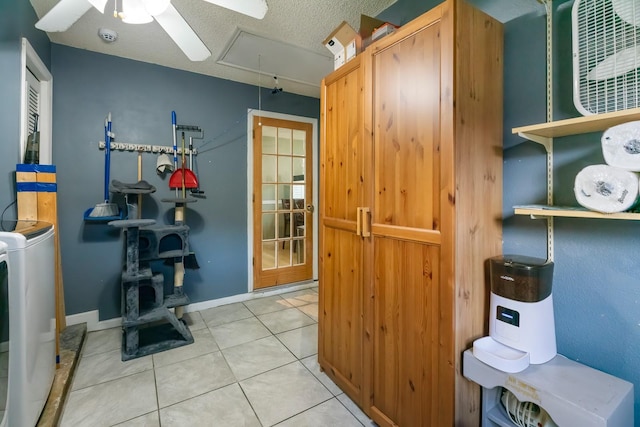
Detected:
[98,123,202,154]
[98,141,197,155]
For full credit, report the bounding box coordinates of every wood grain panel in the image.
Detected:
[371,238,440,426]
[36,171,66,332]
[322,217,358,233]
[452,2,504,425]
[321,58,364,222]
[437,2,456,425]
[318,227,363,399]
[16,171,37,220]
[320,2,503,426]
[372,20,441,232]
[371,224,441,245]
[319,56,366,407]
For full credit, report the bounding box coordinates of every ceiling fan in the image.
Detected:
[34,0,268,61]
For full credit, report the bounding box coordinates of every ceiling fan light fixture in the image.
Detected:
[140,0,171,17]
[121,0,153,24]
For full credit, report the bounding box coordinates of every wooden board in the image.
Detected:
[35,171,66,332]
[513,107,640,138]
[16,171,38,221]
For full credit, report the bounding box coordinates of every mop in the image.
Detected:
[86,113,120,219]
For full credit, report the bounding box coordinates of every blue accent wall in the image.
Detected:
[50,44,319,320]
[0,0,50,222]
[502,3,640,424]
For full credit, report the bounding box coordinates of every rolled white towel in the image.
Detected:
[574,164,640,213]
[602,120,640,171]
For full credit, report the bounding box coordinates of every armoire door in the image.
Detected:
[318,57,366,405]
[364,5,451,427]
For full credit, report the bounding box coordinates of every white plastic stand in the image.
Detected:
[463,349,634,427]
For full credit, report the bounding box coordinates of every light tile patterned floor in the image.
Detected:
[60,286,377,426]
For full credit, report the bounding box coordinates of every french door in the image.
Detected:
[252,116,314,289]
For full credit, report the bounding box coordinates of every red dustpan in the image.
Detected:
[169,165,198,189]
[170,131,199,189]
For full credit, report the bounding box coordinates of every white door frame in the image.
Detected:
[246,109,318,292]
[20,38,53,164]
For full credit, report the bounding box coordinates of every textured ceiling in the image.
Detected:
[29,0,546,98]
[29,0,397,98]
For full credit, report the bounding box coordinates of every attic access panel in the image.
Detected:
[217,30,333,88]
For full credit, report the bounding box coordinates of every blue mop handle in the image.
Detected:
[172,111,178,170]
[104,114,112,202]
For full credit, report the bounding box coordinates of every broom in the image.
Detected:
[88,113,119,218]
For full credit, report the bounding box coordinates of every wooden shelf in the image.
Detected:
[514,205,640,220]
[512,107,640,139]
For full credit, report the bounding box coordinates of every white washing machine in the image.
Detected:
[0,221,56,427]
[0,242,9,421]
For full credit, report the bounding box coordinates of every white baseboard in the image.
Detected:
[67,280,318,332]
[65,310,123,331]
[184,281,317,313]
[65,310,98,329]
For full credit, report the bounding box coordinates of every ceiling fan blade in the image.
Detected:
[35,0,93,32]
[87,0,108,13]
[153,4,212,61]
[203,0,268,19]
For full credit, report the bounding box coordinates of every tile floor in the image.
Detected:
[59,286,376,426]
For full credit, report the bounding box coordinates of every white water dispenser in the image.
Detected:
[473,255,556,373]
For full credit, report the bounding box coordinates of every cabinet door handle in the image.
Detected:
[361,207,371,237]
[356,207,362,236]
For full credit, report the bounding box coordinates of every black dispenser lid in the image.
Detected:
[490,255,554,302]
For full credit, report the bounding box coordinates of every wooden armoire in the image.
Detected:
[318,1,503,426]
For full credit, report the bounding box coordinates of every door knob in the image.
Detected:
[306,204,315,213]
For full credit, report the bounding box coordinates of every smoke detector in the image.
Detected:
[98,28,118,43]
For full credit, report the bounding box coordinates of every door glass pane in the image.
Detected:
[295,214,306,237]
[262,242,276,270]
[279,245,291,267]
[262,213,276,240]
[262,155,277,182]
[292,130,305,156]
[278,156,292,182]
[292,157,305,179]
[262,126,277,154]
[262,184,276,210]
[278,213,290,239]
[294,239,304,265]
[278,184,290,208]
[292,184,305,202]
[278,128,292,155]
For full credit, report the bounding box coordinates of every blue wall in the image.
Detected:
[501,2,640,424]
[0,0,50,223]
[50,44,319,320]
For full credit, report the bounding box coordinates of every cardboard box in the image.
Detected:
[323,15,398,71]
[323,21,358,70]
[371,22,399,41]
[358,14,386,48]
